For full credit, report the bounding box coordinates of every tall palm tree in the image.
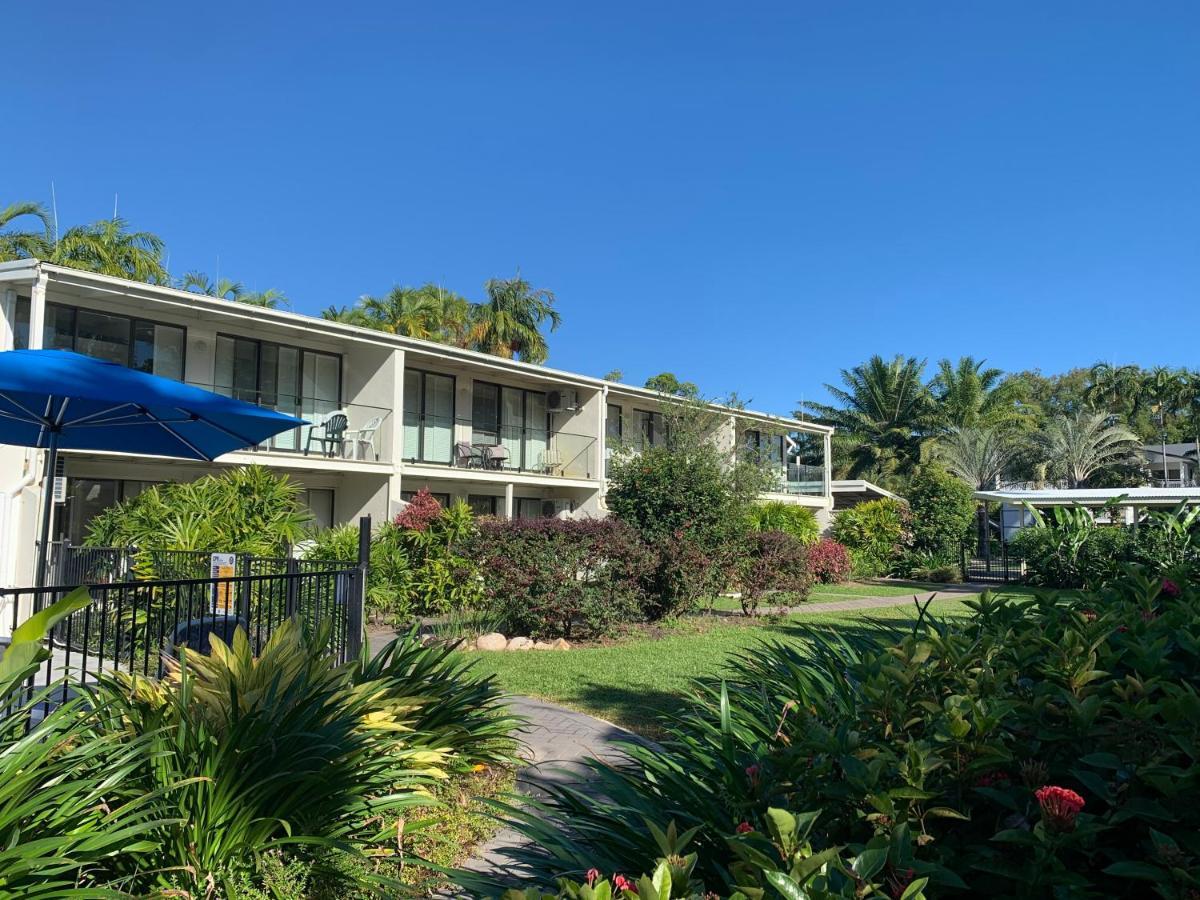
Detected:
[1038,412,1140,488]
[429,285,475,347]
[52,217,169,284]
[0,201,52,261]
[359,285,445,339]
[930,356,1028,430]
[1085,362,1144,420]
[470,274,561,364]
[320,304,368,325]
[239,288,289,310]
[801,354,934,484]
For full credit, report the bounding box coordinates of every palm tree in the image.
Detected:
[470,274,561,364]
[935,426,1021,553]
[801,354,934,484]
[930,356,1028,430]
[320,304,368,325]
[359,285,445,339]
[52,217,169,284]
[428,285,475,347]
[1038,412,1140,488]
[180,272,245,301]
[0,201,52,261]
[1085,362,1144,420]
[239,288,289,310]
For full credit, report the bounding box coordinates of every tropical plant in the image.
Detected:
[746,501,819,545]
[404,500,484,615]
[306,520,412,619]
[481,569,1200,898]
[359,284,447,340]
[470,274,561,363]
[180,271,246,300]
[85,466,312,569]
[905,465,975,558]
[805,538,852,584]
[0,200,52,261]
[929,356,1028,431]
[829,498,912,577]
[52,216,169,284]
[1038,411,1140,488]
[801,355,934,487]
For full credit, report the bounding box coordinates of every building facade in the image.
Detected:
[0,260,833,590]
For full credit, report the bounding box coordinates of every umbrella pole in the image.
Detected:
[34,433,59,588]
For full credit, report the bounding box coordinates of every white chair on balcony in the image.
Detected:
[540,448,563,475]
[345,415,384,461]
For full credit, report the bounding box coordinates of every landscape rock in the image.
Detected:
[550,638,571,650]
[507,636,535,651]
[533,640,554,650]
[476,632,507,651]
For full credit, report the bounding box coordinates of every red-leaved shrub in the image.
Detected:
[470,518,656,638]
[394,488,442,532]
[737,530,812,615]
[806,538,852,584]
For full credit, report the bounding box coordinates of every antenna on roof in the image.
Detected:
[49,181,58,246]
[112,193,118,220]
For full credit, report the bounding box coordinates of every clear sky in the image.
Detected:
[6,2,1199,414]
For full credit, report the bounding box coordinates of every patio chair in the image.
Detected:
[165,613,247,657]
[484,443,509,470]
[455,440,478,467]
[303,411,348,457]
[345,414,384,460]
[539,448,563,475]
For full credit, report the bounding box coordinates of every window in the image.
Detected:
[215,335,341,452]
[467,494,500,517]
[60,478,160,544]
[471,381,549,471]
[402,368,455,463]
[16,302,185,379]
[301,489,335,530]
[606,404,622,441]
[516,498,544,520]
[635,409,666,450]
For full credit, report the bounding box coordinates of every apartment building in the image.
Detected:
[0,260,833,588]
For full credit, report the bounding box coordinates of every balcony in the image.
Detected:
[186,383,393,464]
[778,463,826,496]
[401,414,597,480]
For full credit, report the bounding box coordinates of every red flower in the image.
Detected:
[1162,578,1181,598]
[745,763,761,786]
[1035,785,1085,832]
[1117,625,1129,633]
[736,821,753,834]
[975,771,1011,789]
[586,868,600,886]
[1080,609,1097,622]
[613,874,636,893]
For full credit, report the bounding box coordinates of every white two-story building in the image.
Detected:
[0,260,832,588]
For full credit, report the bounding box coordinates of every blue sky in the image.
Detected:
[6,2,1199,414]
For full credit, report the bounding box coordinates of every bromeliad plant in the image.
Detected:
[478,566,1200,898]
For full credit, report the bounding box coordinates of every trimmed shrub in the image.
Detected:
[394,488,443,531]
[1012,524,1134,589]
[735,530,812,615]
[487,568,1200,897]
[906,465,975,558]
[806,538,852,584]
[745,502,820,545]
[830,498,912,577]
[470,518,655,638]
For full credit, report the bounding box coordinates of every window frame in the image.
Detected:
[23,301,187,379]
[471,379,549,471]
[402,367,457,464]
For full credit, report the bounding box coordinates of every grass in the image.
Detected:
[708,579,974,612]
[472,591,1029,735]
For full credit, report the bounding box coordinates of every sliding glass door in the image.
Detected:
[472,381,549,471]
[402,369,454,463]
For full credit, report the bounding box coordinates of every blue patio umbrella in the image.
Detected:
[0,349,307,584]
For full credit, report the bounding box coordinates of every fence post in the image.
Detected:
[346,515,370,660]
[238,554,252,626]
[285,555,299,619]
[1002,541,1009,584]
[960,540,967,580]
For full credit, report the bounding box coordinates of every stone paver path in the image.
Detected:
[458,695,653,885]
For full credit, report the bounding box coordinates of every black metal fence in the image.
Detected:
[44,542,341,586]
[6,521,370,720]
[960,541,1026,584]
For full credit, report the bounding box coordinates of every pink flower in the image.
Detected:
[586,868,600,886]
[613,874,636,893]
[975,771,1011,789]
[745,763,760,781]
[736,821,753,834]
[1035,785,1085,832]
[1162,579,1181,598]
[1080,609,1097,622]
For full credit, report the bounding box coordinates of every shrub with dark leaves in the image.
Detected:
[394,488,443,532]
[471,518,656,638]
[805,538,852,584]
[736,530,812,615]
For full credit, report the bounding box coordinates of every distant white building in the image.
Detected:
[974,487,1200,541]
[1140,442,1200,488]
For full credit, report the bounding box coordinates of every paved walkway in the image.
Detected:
[457,695,652,886]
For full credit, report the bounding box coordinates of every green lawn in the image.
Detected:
[470,593,1017,735]
[708,580,973,612]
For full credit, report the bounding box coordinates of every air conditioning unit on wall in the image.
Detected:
[547,388,578,413]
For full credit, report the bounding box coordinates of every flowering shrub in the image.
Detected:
[486,566,1200,897]
[805,538,852,584]
[735,530,811,615]
[470,518,656,638]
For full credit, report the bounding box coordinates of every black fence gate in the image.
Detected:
[3,518,370,718]
[960,540,1026,584]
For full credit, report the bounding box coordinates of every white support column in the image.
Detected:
[504,482,514,520]
[823,432,833,499]
[28,269,47,350]
[598,385,608,490]
[0,289,14,350]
